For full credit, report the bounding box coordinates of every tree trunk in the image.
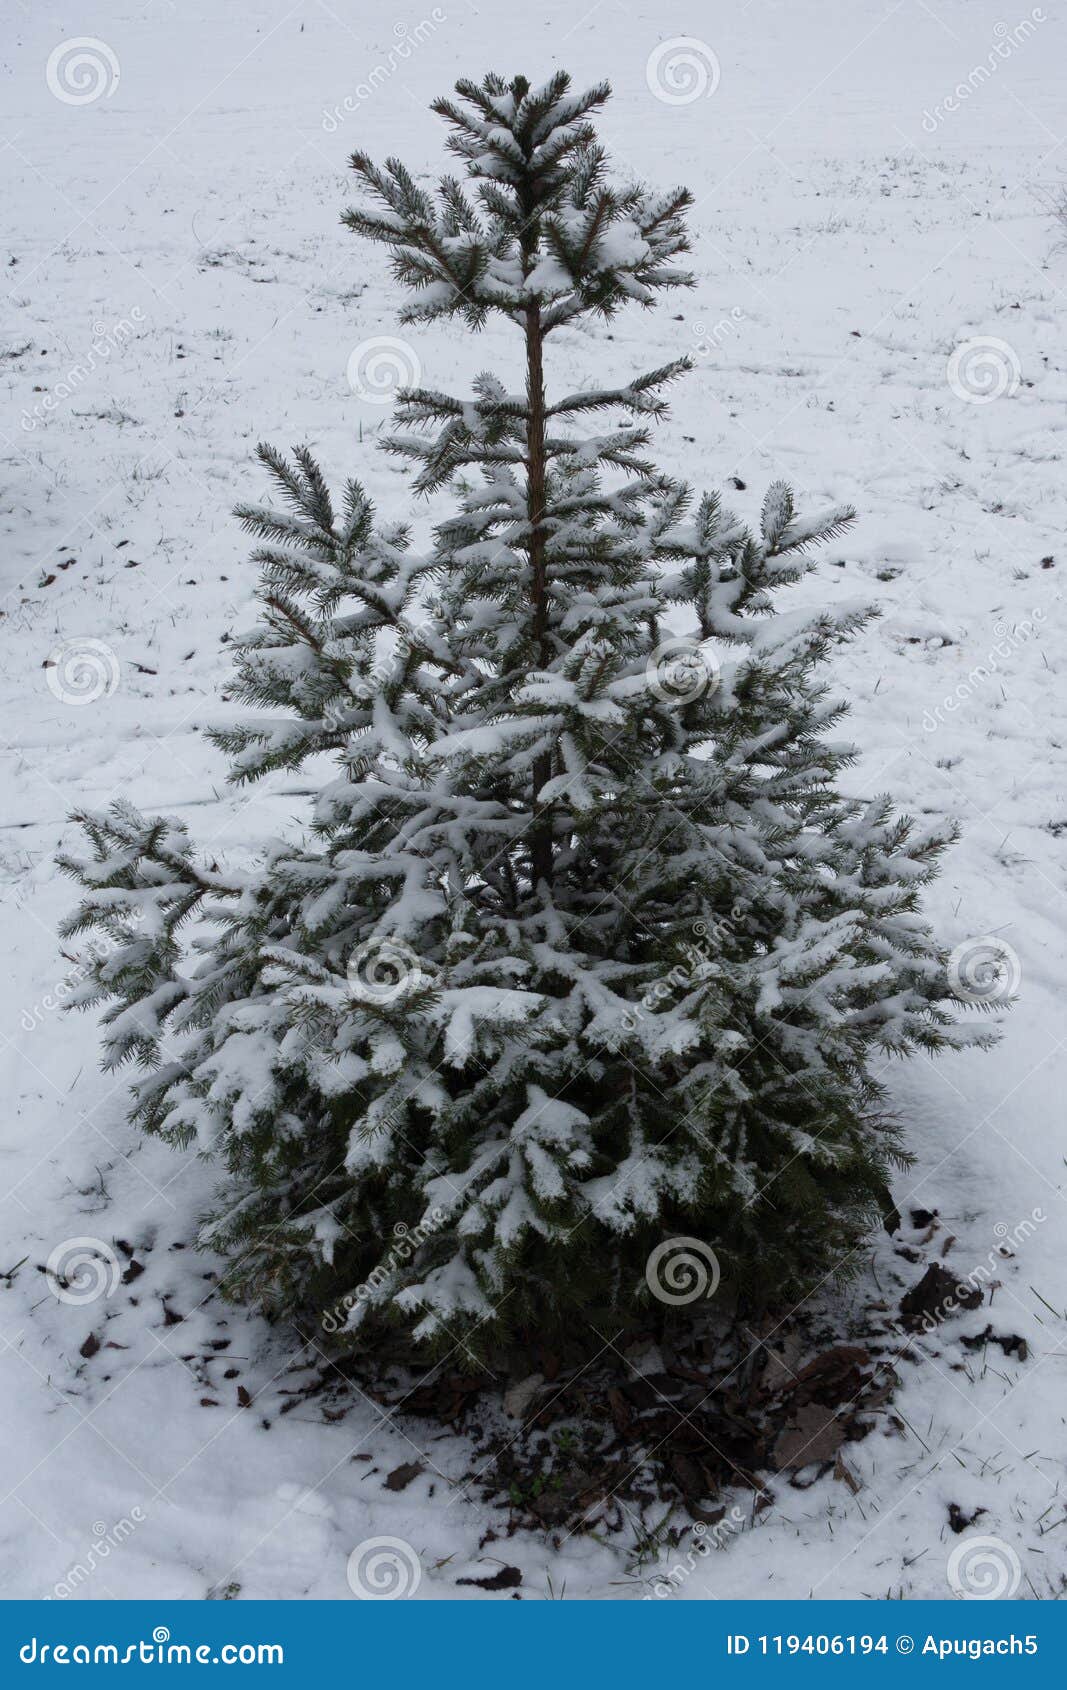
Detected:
[525,302,553,890]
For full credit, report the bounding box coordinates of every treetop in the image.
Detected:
[344,70,695,330]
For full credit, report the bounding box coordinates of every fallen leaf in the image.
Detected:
[456,1565,522,1591]
[900,1264,982,1329]
[383,1461,423,1493]
[503,1372,545,1420]
[833,1453,862,1494]
[948,1502,986,1534]
[773,1403,846,1470]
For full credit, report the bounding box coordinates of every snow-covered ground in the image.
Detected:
[2,0,1066,1601]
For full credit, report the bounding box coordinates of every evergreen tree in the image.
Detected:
[60,73,993,1363]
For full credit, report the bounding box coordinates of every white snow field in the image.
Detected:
[2,0,1066,1602]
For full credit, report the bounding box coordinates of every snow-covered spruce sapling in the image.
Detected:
[60,73,994,1364]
